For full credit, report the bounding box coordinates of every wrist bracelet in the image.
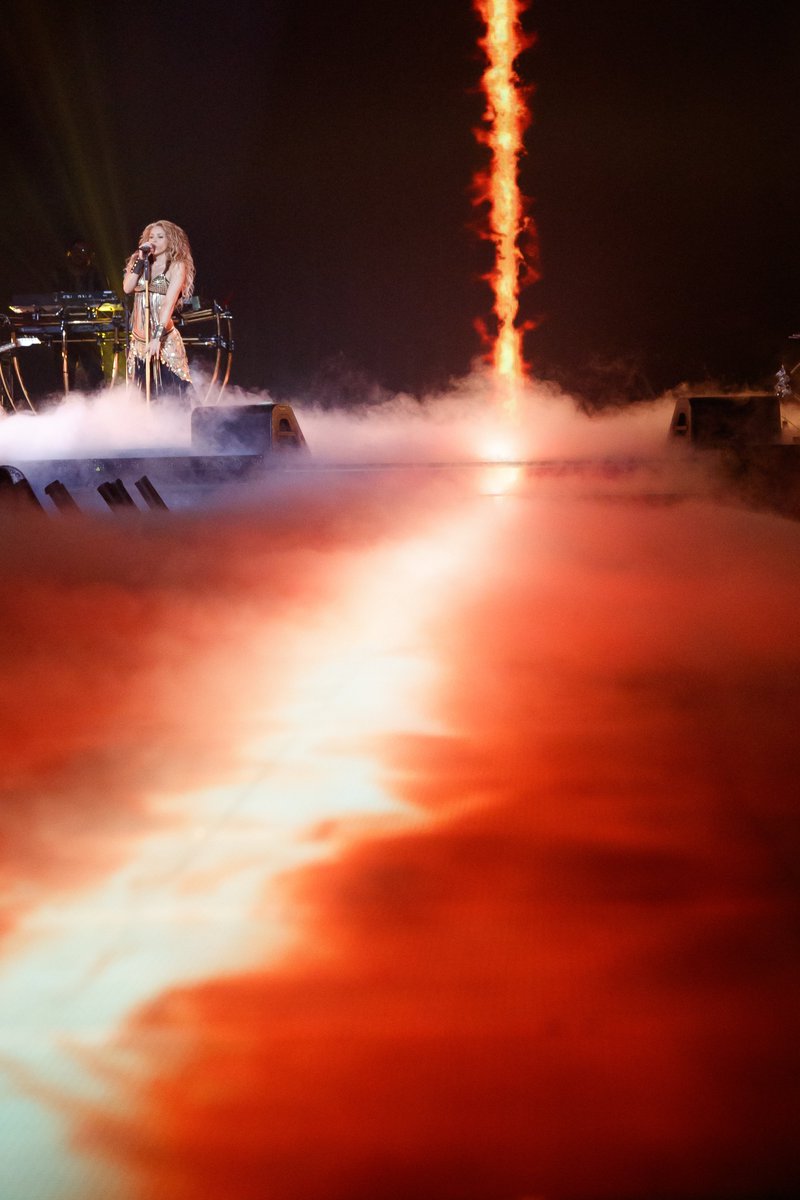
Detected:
[153,323,165,339]
[131,259,145,276]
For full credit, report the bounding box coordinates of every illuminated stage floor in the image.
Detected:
[1,459,798,1200]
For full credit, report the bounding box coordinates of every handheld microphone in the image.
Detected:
[138,241,154,254]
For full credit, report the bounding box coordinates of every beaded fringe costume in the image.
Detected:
[127,272,191,396]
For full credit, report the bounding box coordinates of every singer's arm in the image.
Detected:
[122,252,147,294]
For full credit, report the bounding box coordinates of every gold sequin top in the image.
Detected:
[127,271,191,382]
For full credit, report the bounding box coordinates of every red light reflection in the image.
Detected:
[1,465,799,1200]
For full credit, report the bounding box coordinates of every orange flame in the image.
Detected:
[473,0,537,398]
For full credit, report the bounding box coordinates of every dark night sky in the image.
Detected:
[2,0,800,400]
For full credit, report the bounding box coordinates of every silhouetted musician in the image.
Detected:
[51,238,108,390]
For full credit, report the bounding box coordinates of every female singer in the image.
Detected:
[122,219,195,398]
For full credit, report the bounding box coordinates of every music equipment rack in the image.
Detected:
[3,293,234,410]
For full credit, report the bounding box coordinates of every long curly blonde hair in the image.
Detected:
[125,218,196,299]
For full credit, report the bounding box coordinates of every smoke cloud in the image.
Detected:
[0,389,193,460]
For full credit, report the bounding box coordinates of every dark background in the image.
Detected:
[1,0,799,402]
